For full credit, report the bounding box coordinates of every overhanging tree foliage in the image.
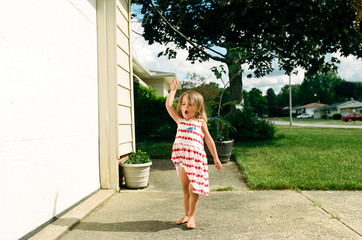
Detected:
[133,0,361,106]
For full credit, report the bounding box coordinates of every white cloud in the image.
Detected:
[333,54,362,82]
[132,20,226,84]
[131,20,361,95]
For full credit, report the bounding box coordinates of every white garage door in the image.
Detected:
[0,1,99,239]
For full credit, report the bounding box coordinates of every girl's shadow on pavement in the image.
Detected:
[59,219,186,232]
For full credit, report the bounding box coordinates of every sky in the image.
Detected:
[131,19,361,95]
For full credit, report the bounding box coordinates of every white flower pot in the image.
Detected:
[121,162,152,188]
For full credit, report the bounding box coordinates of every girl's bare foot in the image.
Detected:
[176,216,188,225]
[187,216,196,229]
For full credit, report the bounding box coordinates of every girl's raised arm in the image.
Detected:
[165,77,181,123]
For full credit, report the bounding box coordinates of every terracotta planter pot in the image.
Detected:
[205,139,234,164]
[121,162,152,188]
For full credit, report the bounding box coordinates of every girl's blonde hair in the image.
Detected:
[177,90,207,121]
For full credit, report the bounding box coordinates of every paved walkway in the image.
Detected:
[31,159,362,240]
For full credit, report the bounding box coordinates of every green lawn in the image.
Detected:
[234,126,362,190]
[136,141,173,159]
[136,126,362,190]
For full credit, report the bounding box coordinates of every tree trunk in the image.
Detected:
[227,61,244,107]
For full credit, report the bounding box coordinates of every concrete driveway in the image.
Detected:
[31,159,362,240]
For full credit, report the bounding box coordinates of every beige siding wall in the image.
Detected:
[116,0,135,156]
[97,0,134,190]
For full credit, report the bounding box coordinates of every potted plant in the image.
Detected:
[205,65,237,164]
[120,150,152,189]
[206,117,236,164]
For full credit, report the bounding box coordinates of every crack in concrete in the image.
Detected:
[297,190,362,238]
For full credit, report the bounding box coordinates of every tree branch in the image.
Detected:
[132,29,143,37]
[148,0,226,63]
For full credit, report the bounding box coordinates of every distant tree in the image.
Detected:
[193,83,220,104]
[179,72,207,90]
[133,0,361,106]
[335,81,362,102]
[356,82,362,101]
[177,72,221,115]
[299,71,343,104]
[266,88,278,117]
[276,84,301,107]
[177,72,207,98]
[248,88,268,117]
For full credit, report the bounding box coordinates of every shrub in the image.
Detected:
[229,109,275,141]
[154,122,177,141]
[333,113,342,120]
[322,115,328,119]
[134,80,176,141]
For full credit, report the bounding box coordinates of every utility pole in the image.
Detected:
[289,74,293,126]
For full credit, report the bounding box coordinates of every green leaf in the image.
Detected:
[125,150,151,164]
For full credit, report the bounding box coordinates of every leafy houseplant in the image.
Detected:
[205,66,237,164]
[206,117,235,164]
[121,150,152,189]
[208,117,236,142]
[124,150,152,164]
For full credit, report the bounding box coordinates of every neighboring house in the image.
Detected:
[339,101,362,116]
[313,102,341,119]
[313,100,361,118]
[295,102,328,117]
[283,105,301,115]
[0,1,134,239]
[133,58,180,96]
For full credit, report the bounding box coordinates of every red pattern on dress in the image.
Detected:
[175,135,204,146]
[171,118,209,196]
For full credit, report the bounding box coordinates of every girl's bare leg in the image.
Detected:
[187,182,199,229]
[176,166,190,224]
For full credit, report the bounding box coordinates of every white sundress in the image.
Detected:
[171,118,209,196]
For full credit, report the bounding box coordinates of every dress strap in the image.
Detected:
[196,119,205,126]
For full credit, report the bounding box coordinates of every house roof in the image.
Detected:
[295,102,328,109]
[314,101,347,111]
[313,100,362,111]
[133,57,152,79]
[132,57,181,89]
[339,101,362,109]
[282,105,301,111]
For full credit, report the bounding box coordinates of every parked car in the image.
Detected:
[342,114,362,122]
[296,113,312,119]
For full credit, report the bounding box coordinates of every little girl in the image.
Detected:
[165,77,222,229]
